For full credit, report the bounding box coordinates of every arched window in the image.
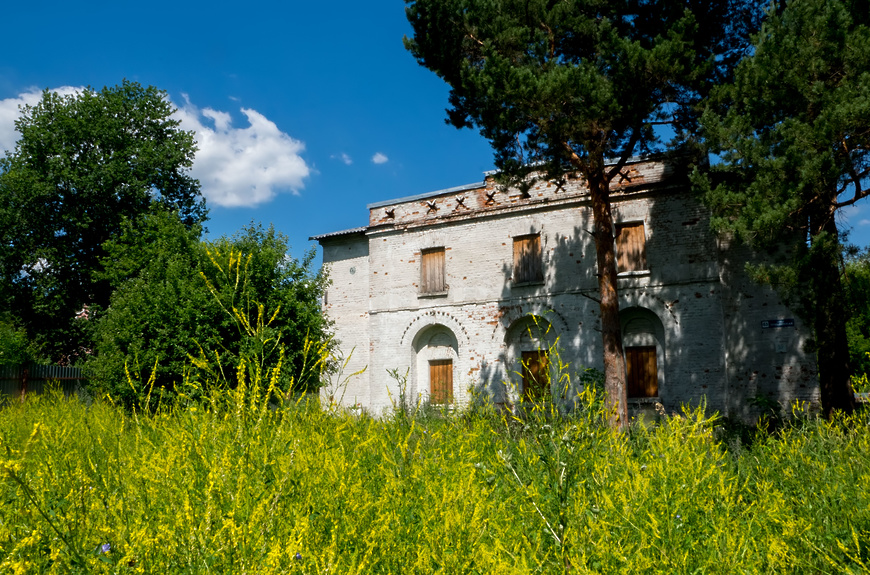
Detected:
[413,325,458,405]
[504,315,556,402]
[620,308,666,400]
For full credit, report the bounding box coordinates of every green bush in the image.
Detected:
[87,213,329,408]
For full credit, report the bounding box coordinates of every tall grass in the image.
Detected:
[1,375,868,573]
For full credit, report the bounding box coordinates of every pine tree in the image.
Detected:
[405,0,753,428]
[697,0,870,416]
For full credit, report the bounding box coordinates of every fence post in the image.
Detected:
[20,367,28,401]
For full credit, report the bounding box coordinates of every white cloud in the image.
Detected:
[176,96,310,207]
[0,88,310,209]
[200,108,232,132]
[331,152,353,165]
[372,152,389,165]
[0,86,81,155]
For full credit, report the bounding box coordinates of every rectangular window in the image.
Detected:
[521,350,549,401]
[513,234,543,284]
[615,222,647,272]
[626,346,658,398]
[420,248,446,294]
[429,359,453,404]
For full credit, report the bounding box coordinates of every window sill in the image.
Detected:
[617,270,650,278]
[418,290,449,298]
[511,279,545,288]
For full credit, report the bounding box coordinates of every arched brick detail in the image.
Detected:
[400,309,471,348]
[490,304,569,342]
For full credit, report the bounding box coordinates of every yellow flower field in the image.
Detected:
[0,381,868,574]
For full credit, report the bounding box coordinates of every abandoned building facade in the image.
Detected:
[313,156,819,419]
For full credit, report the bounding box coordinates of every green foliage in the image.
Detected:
[87,216,329,408]
[199,225,329,394]
[1,377,869,573]
[404,0,753,177]
[0,81,206,362]
[697,0,870,252]
[86,211,216,405]
[846,251,870,378]
[695,0,870,414]
[0,316,44,366]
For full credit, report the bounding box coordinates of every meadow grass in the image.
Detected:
[0,379,868,574]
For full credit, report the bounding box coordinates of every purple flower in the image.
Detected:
[294,552,302,561]
[101,543,111,554]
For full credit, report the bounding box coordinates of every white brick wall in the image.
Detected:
[320,234,371,408]
[316,156,819,420]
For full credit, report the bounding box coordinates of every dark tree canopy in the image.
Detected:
[697,0,870,416]
[405,0,754,428]
[406,0,754,176]
[0,81,207,362]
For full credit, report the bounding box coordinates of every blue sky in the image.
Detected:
[2,0,869,260]
[0,1,496,260]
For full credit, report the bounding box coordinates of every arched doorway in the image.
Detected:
[412,325,459,405]
[620,307,666,400]
[504,315,557,402]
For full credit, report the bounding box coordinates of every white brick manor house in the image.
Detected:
[312,155,819,420]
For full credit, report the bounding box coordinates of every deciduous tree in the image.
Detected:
[405,0,752,428]
[0,81,206,362]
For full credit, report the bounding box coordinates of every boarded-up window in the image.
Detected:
[615,222,647,272]
[429,359,453,404]
[626,346,658,398]
[521,350,549,401]
[421,248,446,293]
[513,234,543,283]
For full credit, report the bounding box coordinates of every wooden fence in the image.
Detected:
[0,363,86,399]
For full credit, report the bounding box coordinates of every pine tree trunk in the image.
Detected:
[810,210,855,417]
[588,170,628,430]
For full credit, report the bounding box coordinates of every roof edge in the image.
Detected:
[309,226,368,242]
[367,181,484,210]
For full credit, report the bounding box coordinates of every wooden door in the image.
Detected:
[626,346,658,398]
[521,350,549,401]
[429,359,453,404]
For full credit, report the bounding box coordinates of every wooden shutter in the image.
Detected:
[421,248,446,293]
[521,350,549,401]
[429,359,453,404]
[615,223,647,272]
[513,235,543,283]
[626,346,658,398]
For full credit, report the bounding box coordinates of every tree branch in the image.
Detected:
[605,130,642,183]
[561,141,588,174]
[833,145,869,208]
